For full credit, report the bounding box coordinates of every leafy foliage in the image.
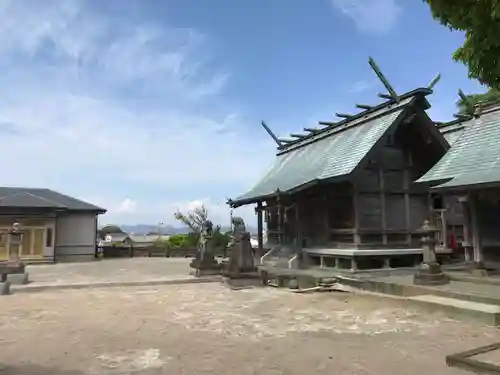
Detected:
[457,89,500,113]
[165,234,188,248]
[172,204,231,249]
[424,0,500,88]
[212,225,231,249]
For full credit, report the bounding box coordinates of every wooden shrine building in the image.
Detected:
[417,100,500,271]
[228,60,457,272]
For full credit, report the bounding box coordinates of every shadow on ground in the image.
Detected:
[0,364,85,375]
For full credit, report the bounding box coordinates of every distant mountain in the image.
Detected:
[120,224,188,235]
[114,224,258,235]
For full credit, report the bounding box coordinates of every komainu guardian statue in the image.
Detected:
[189,220,221,276]
[225,217,255,275]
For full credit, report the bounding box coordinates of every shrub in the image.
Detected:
[166,234,188,248]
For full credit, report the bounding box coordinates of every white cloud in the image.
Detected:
[95,196,256,229]
[0,0,272,226]
[348,79,377,94]
[330,0,402,34]
[117,198,137,214]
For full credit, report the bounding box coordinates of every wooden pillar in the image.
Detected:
[256,202,264,259]
[352,183,361,245]
[276,191,282,245]
[295,203,302,247]
[458,196,472,262]
[379,168,387,245]
[405,152,413,246]
[404,169,412,245]
[321,194,328,245]
[469,192,484,265]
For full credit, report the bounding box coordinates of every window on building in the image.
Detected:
[432,196,443,210]
[46,228,53,247]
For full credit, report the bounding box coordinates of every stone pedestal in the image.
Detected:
[468,261,489,277]
[414,261,449,285]
[190,258,221,276]
[0,281,10,295]
[0,260,27,287]
[6,272,29,285]
[414,220,450,286]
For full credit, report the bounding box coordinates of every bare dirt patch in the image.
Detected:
[0,284,497,374]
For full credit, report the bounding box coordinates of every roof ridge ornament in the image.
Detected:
[368,56,399,103]
[260,120,283,147]
[426,73,441,90]
[456,89,476,118]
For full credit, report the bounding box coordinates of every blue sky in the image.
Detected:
[0,0,485,227]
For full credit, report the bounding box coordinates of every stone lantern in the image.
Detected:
[7,223,23,264]
[0,222,28,290]
[413,219,449,286]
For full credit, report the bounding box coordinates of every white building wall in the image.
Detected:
[55,212,97,261]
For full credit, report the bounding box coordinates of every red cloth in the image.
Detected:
[449,232,457,251]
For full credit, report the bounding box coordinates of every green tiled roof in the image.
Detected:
[435,120,469,146]
[233,97,414,205]
[418,108,500,190]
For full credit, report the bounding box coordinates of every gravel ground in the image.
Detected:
[25,258,194,285]
[0,283,498,375]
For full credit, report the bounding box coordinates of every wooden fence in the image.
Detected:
[96,245,228,259]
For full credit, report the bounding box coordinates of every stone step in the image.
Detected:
[22,258,55,265]
[407,294,500,326]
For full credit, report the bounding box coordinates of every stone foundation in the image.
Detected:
[190,267,221,277]
[6,273,29,285]
[0,281,10,295]
[303,248,424,272]
[414,262,449,286]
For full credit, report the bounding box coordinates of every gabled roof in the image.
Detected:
[230,89,435,207]
[0,187,106,213]
[435,118,471,146]
[418,104,500,191]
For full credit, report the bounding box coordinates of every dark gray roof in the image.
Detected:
[231,92,429,206]
[0,187,106,212]
[418,107,500,190]
[435,119,470,146]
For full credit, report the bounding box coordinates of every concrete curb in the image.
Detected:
[448,273,500,286]
[9,276,221,294]
[338,277,500,306]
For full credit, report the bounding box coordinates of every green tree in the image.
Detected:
[166,234,188,248]
[457,89,500,113]
[212,225,231,249]
[173,205,230,250]
[173,204,208,234]
[424,0,500,88]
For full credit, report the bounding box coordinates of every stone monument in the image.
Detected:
[225,217,256,275]
[413,220,449,286]
[189,220,221,276]
[222,217,260,292]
